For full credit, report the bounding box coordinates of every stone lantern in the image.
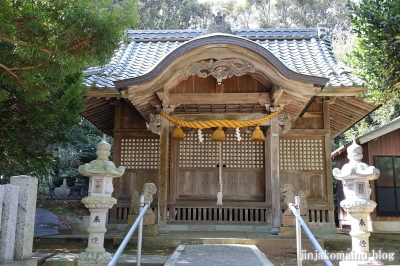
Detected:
[333,139,382,265]
[76,135,125,265]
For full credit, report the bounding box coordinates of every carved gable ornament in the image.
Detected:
[185,59,255,85]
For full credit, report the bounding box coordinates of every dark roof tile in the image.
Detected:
[85,28,361,88]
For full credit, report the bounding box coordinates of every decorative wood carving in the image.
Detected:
[185,59,255,85]
[147,113,161,135]
[278,113,292,134]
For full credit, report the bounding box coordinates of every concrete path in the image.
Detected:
[164,244,273,266]
[37,244,273,266]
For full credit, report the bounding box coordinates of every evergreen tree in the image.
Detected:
[0,0,137,179]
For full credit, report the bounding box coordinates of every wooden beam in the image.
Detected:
[85,88,122,98]
[302,111,322,118]
[169,93,271,105]
[318,87,367,97]
[156,87,169,102]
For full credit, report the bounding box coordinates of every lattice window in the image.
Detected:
[179,133,218,168]
[279,139,323,171]
[179,133,264,168]
[120,138,159,170]
[223,133,264,168]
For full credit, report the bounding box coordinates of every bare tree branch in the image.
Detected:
[0,34,90,55]
[0,63,21,82]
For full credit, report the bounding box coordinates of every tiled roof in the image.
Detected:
[83,28,361,89]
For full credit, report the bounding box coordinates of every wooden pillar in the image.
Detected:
[113,101,123,199]
[270,115,280,234]
[158,115,169,234]
[323,99,335,225]
[169,139,178,203]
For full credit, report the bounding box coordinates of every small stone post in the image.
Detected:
[76,135,125,265]
[333,140,382,265]
[127,183,158,237]
[10,175,38,260]
[0,184,20,263]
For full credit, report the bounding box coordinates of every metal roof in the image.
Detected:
[83,28,361,89]
[331,115,400,158]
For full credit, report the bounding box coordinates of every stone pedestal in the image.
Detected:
[280,213,308,239]
[75,135,125,265]
[282,214,296,227]
[126,183,159,237]
[77,196,117,262]
[53,177,71,198]
[126,213,159,237]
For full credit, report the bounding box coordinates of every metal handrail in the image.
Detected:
[108,195,149,266]
[289,196,333,266]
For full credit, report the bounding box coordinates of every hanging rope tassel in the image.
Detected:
[211,126,226,142]
[251,125,265,142]
[171,125,185,140]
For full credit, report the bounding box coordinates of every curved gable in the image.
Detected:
[115,34,328,98]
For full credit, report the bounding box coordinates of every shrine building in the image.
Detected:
[81,16,377,235]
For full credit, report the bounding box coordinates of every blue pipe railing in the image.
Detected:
[108,195,149,266]
[289,196,333,266]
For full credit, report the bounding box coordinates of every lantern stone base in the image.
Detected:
[76,252,112,266]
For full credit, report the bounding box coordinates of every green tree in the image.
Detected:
[0,0,137,179]
[270,0,351,35]
[248,0,272,28]
[347,0,400,103]
[135,0,212,30]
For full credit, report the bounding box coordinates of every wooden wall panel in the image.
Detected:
[115,100,147,130]
[170,75,266,94]
[118,170,159,199]
[280,172,325,199]
[367,129,400,156]
[292,101,324,129]
[177,169,218,199]
[367,129,400,221]
[176,169,264,201]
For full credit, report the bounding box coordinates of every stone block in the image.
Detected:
[53,258,75,266]
[75,259,109,266]
[134,225,159,237]
[127,213,155,226]
[10,175,38,260]
[280,226,307,239]
[0,258,38,265]
[0,184,20,263]
[281,214,296,227]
